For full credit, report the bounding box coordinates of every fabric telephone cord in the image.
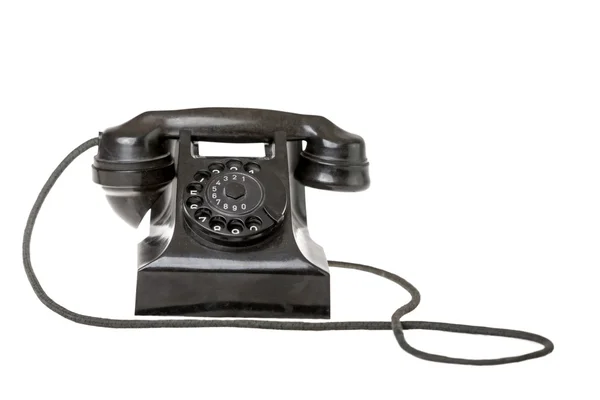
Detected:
[22,137,554,366]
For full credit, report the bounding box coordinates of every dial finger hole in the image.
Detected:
[186,196,203,210]
[245,216,262,232]
[186,183,203,195]
[227,219,244,235]
[209,216,226,232]
[244,162,261,174]
[208,163,225,174]
[226,160,243,171]
[194,208,212,223]
[194,170,211,183]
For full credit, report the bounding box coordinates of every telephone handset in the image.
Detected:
[23,108,553,365]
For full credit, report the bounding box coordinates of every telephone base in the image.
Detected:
[132,135,331,319]
[134,267,330,319]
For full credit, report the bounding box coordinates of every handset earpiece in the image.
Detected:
[294,115,370,191]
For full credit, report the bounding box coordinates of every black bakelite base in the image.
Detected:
[133,135,331,319]
[135,268,330,318]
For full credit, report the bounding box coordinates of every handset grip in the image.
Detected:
[94,108,369,191]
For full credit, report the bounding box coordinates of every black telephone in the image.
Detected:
[23,107,553,366]
[92,108,368,318]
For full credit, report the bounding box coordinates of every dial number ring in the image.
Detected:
[206,172,263,216]
[183,160,287,245]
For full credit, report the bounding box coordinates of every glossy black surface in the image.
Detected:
[92,108,369,319]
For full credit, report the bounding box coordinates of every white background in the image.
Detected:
[1,1,599,398]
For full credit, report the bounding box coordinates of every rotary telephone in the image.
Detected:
[23,107,553,365]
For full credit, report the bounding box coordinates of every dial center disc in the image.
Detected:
[224,182,246,200]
